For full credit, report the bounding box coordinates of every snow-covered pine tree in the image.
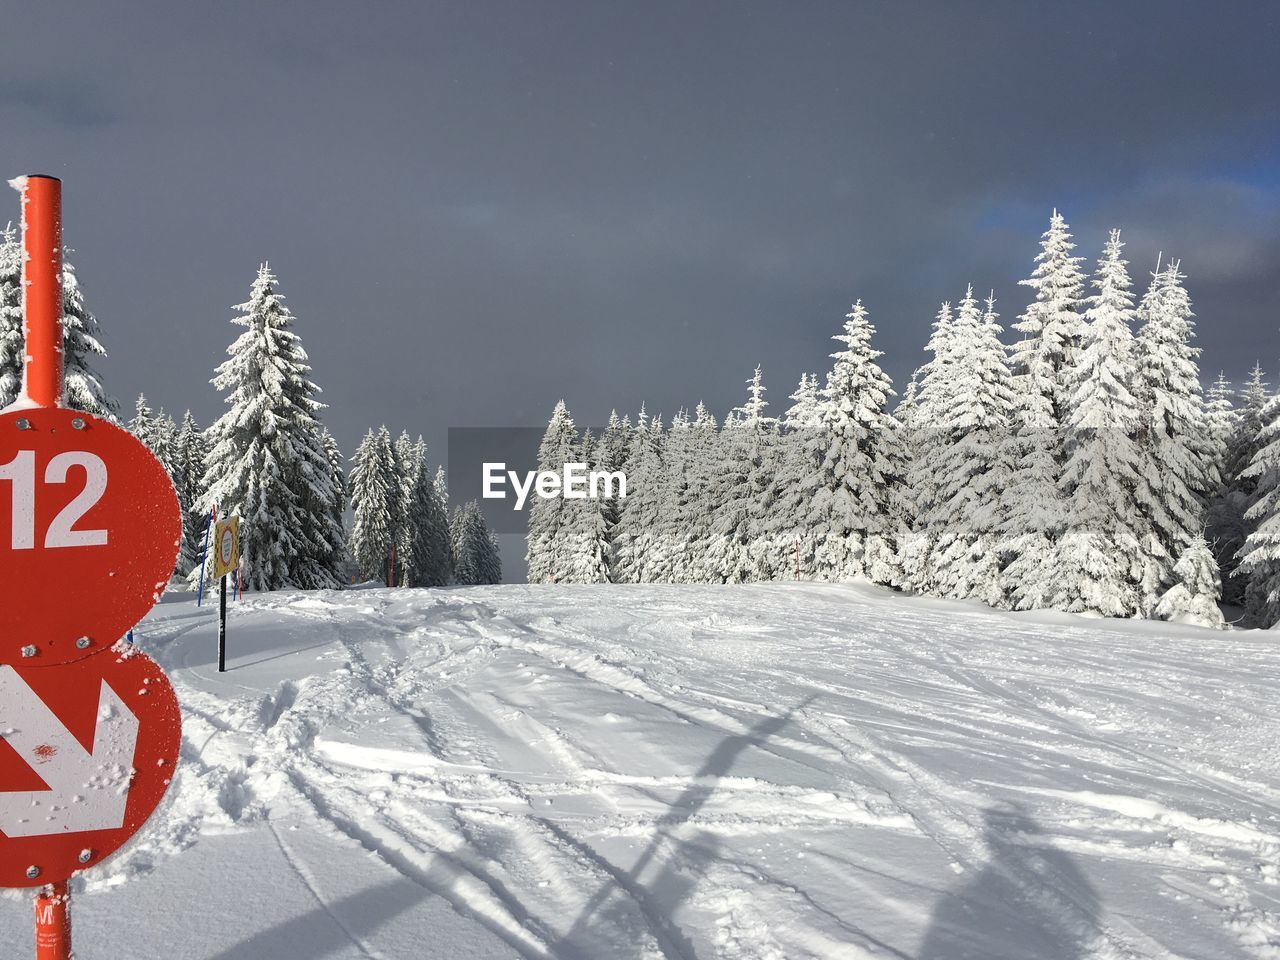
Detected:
[60,254,118,421]
[1203,372,1235,495]
[669,402,719,582]
[895,374,918,440]
[302,425,348,583]
[1202,373,1240,604]
[1056,230,1147,617]
[771,373,823,579]
[393,431,417,583]
[705,367,782,582]
[1228,366,1269,488]
[396,436,452,587]
[1154,536,1224,628]
[646,408,691,583]
[745,374,791,582]
[927,290,1016,606]
[1010,210,1085,427]
[349,426,400,585]
[1213,366,1267,606]
[449,500,464,565]
[453,501,501,585]
[482,530,503,585]
[701,417,750,584]
[1236,374,1280,625]
[392,431,417,584]
[807,300,898,583]
[199,265,345,590]
[785,373,821,431]
[597,411,631,579]
[153,411,178,478]
[434,465,448,513]
[451,502,478,584]
[173,411,209,574]
[558,430,611,583]
[611,415,667,583]
[695,409,742,584]
[320,426,347,533]
[746,413,783,581]
[619,401,655,568]
[866,415,906,586]
[0,226,21,409]
[129,394,158,449]
[130,394,179,504]
[886,373,920,589]
[419,448,453,587]
[1000,211,1085,610]
[322,429,346,513]
[1133,259,1212,606]
[526,401,578,583]
[386,431,407,565]
[901,302,956,593]
[602,410,633,472]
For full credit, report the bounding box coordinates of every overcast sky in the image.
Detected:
[4,2,1277,576]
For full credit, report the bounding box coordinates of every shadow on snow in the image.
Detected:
[917,804,1102,960]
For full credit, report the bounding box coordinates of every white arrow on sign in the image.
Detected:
[0,665,139,837]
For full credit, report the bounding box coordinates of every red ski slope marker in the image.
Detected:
[0,648,181,887]
[0,408,181,666]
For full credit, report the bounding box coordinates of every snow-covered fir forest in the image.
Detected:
[527,212,1280,629]
[4,212,1280,625]
[0,250,500,592]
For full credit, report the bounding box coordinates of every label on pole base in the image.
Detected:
[34,882,71,960]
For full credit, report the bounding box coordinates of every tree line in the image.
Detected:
[0,246,500,591]
[527,212,1280,628]
[346,424,501,588]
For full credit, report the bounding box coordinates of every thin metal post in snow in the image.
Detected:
[196,505,216,607]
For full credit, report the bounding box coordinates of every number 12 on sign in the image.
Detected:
[0,449,109,549]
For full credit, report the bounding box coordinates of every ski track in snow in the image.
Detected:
[3,582,1279,959]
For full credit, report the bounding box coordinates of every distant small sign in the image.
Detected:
[212,515,240,579]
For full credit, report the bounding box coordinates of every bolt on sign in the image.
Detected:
[211,514,240,580]
[0,175,184,960]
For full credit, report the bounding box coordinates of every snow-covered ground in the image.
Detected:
[4,583,1279,959]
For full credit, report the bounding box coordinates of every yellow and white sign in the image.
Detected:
[211,515,241,579]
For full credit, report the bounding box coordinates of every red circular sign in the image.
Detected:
[0,647,181,887]
[0,408,181,666]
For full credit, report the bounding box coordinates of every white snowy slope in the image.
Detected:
[3,583,1279,959]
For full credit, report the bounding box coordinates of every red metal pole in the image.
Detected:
[34,882,71,960]
[15,175,63,409]
[20,176,71,960]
